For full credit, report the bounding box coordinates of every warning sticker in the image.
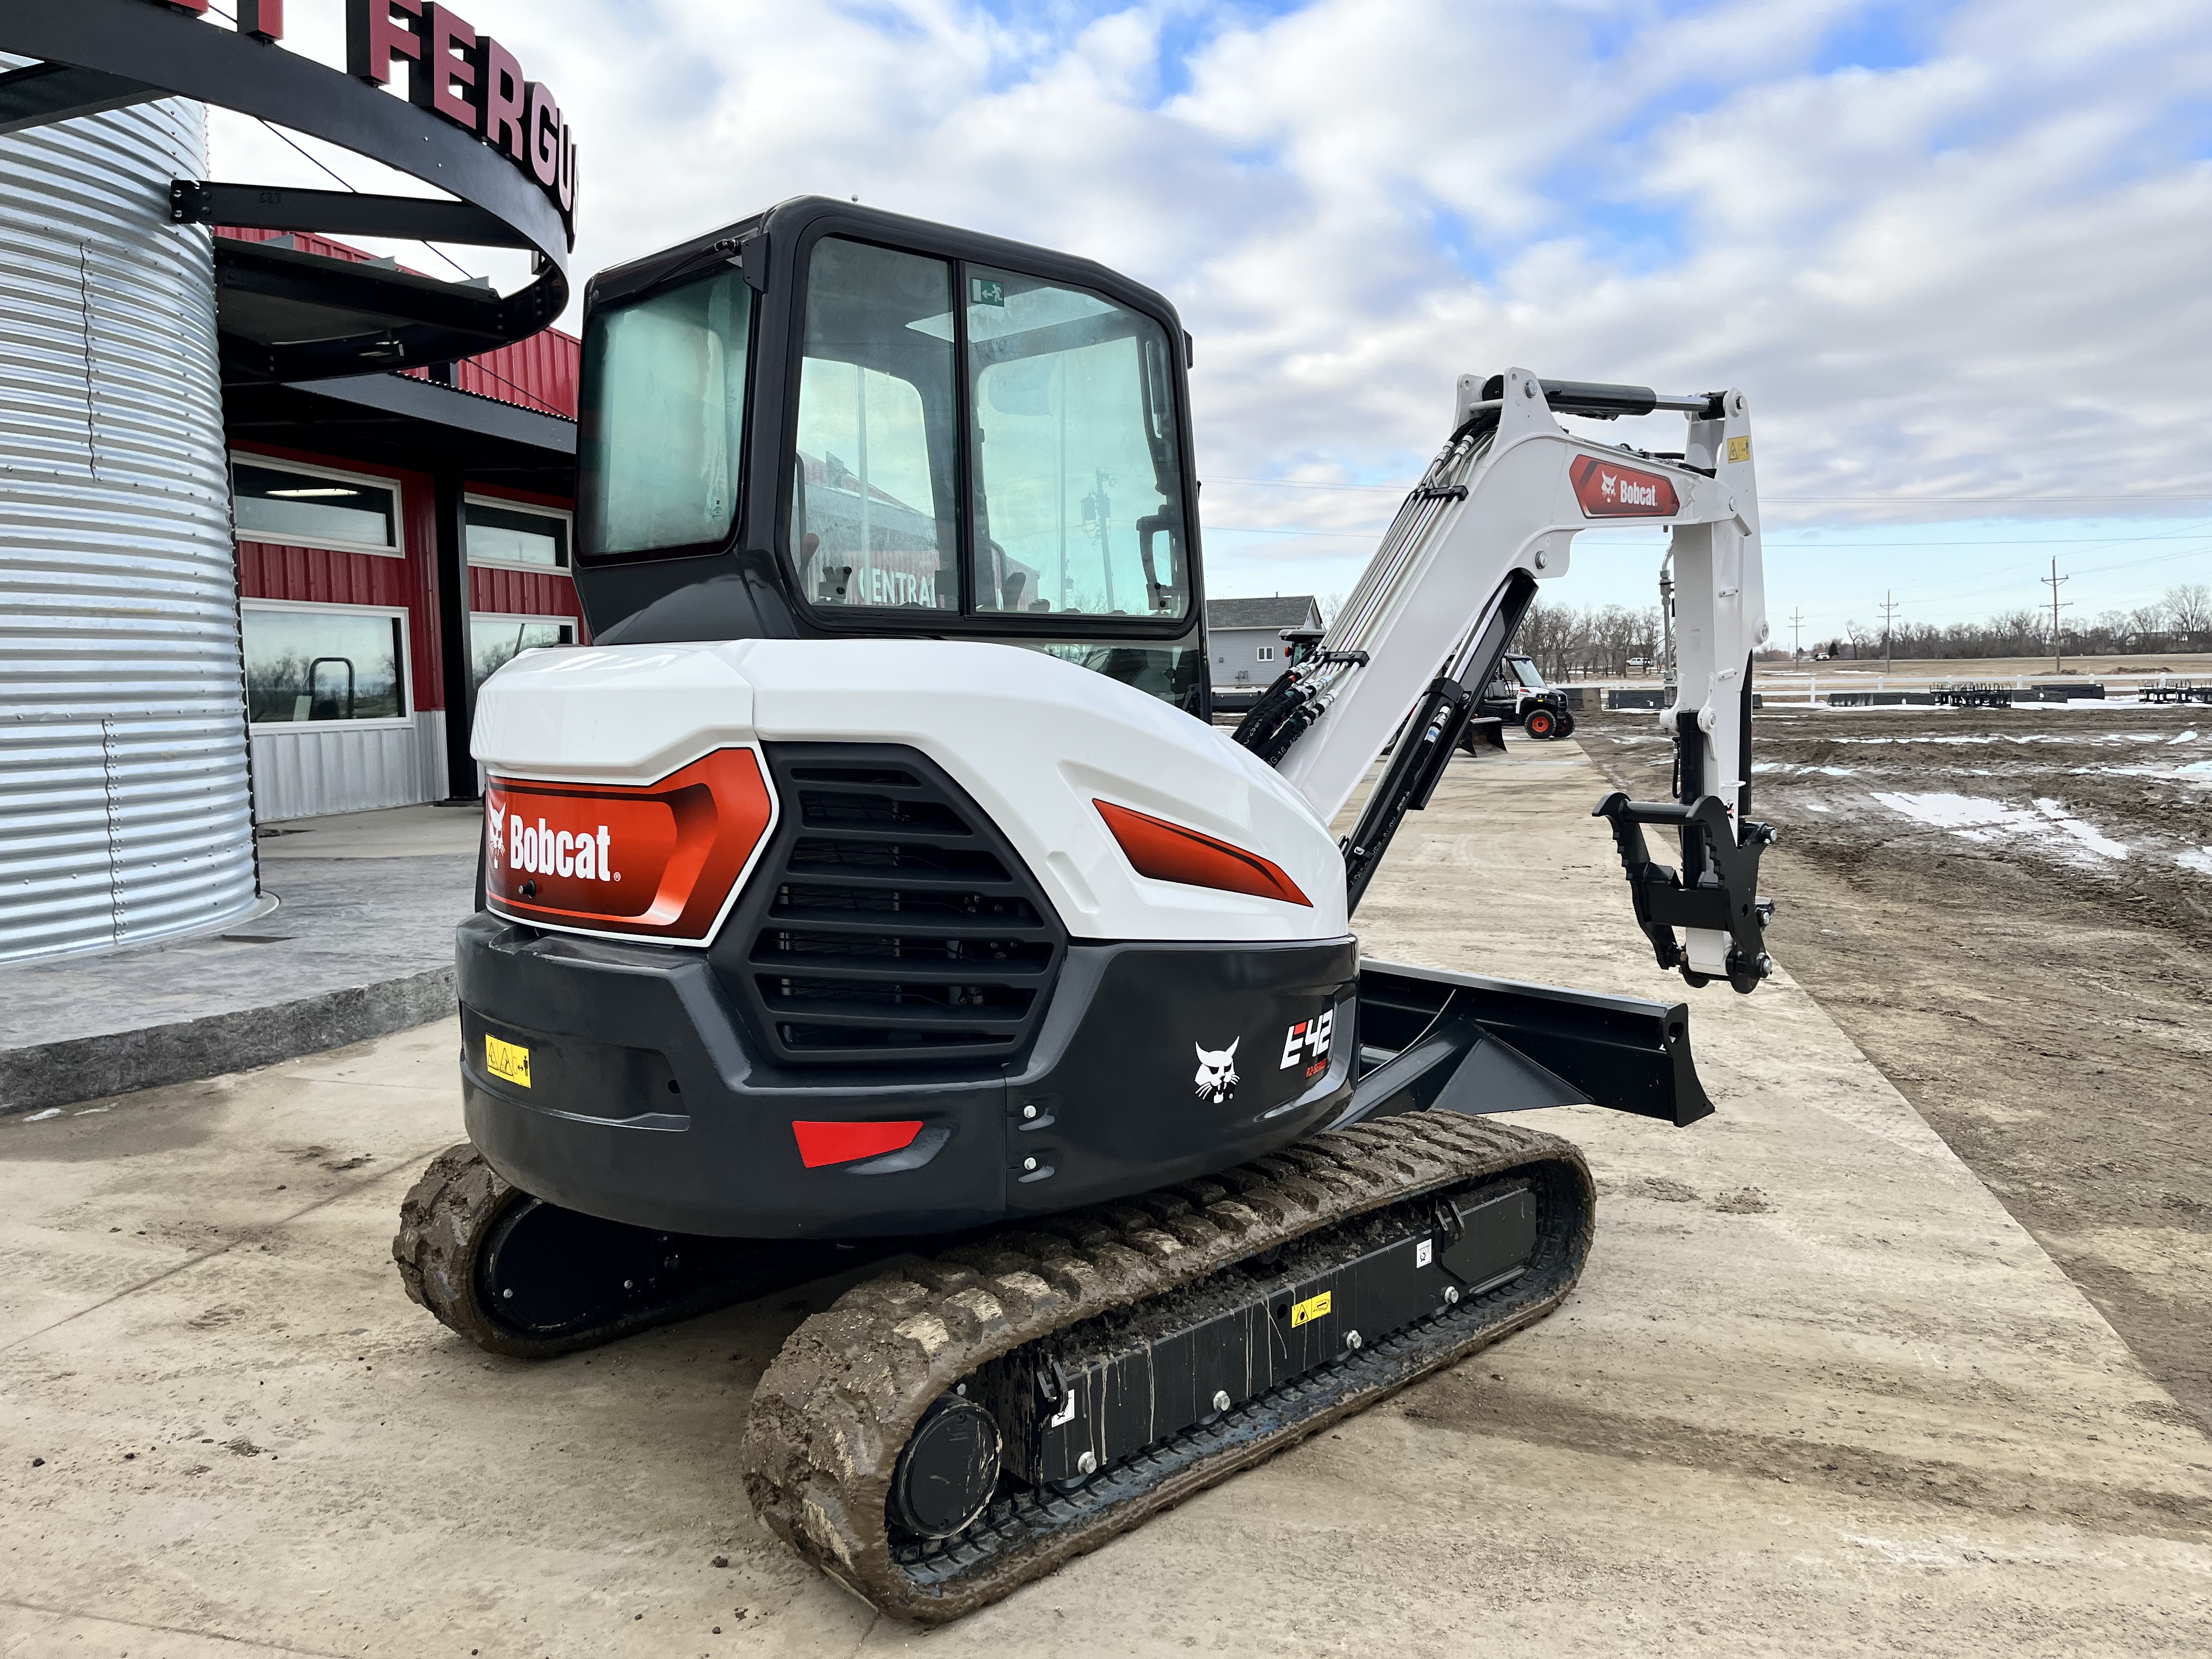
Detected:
[1726,436,1752,464]
[485,1032,532,1088]
[1289,1290,1332,1328]
[1415,1238,1434,1268]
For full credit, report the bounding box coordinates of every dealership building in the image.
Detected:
[219,224,582,821]
[1,2,583,963]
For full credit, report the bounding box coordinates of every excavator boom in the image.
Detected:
[1236,368,1774,986]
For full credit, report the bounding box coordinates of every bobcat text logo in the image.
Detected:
[1601,471,1658,507]
[508,815,617,883]
[1570,454,1678,518]
[1194,1039,1240,1105]
[1280,1008,1334,1080]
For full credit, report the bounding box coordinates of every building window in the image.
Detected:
[242,604,407,724]
[471,616,575,690]
[466,499,571,570]
[232,459,399,554]
[1257,645,1275,661]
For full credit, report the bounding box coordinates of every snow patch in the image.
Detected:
[1870,791,2131,865]
[2034,799,2130,859]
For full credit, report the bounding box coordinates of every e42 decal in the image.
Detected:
[1280,1007,1335,1080]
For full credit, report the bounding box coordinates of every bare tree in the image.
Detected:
[2166,584,2211,639]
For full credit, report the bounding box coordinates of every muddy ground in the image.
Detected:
[1574,701,2212,1432]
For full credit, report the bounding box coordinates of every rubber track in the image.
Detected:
[393,1142,783,1361]
[393,1142,539,1356]
[740,1111,1593,1622]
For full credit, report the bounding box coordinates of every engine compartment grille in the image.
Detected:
[713,744,1068,1065]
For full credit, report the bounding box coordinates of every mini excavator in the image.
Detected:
[393,198,1773,1621]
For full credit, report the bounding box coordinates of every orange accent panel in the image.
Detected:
[792,1120,924,1170]
[485,748,775,940]
[1094,799,1312,907]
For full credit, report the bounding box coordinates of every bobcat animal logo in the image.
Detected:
[1194,1038,1240,1105]
[486,809,504,870]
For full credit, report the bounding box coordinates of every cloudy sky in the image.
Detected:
[206,0,2212,640]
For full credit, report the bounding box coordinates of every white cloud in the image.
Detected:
[201,0,2212,620]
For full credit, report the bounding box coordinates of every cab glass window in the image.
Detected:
[789,239,957,611]
[580,267,752,557]
[965,269,1188,620]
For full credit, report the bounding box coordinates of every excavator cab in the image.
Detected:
[573,196,1206,714]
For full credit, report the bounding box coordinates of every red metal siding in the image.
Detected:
[216,225,380,264]
[452,332,579,418]
[469,565,585,627]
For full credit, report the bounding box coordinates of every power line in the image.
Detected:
[2042,558,2073,673]
[1878,591,1901,673]
[1789,607,1805,658]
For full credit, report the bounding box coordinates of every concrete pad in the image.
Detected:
[3,742,2209,1657]
[257,803,484,860]
[0,851,471,1115]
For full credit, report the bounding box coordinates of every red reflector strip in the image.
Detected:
[792,1119,925,1170]
[1093,799,1312,907]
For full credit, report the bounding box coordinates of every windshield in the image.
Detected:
[579,266,753,558]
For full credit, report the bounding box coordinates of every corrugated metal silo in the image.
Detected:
[0,92,260,963]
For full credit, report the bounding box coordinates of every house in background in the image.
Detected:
[1206,595,1323,689]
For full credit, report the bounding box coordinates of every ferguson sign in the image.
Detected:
[155,0,578,240]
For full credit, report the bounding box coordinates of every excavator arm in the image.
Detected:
[1235,367,1775,992]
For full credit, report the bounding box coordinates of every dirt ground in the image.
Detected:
[1574,699,2212,1432]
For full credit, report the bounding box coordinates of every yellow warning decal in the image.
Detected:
[485,1032,532,1088]
[1726,436,1752,464]
[1289,1290,1331,1328]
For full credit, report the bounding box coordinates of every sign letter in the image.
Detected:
[346,0,425,87]
[414,4,481,131]
[475,36,529,162]
[526,81,562,190]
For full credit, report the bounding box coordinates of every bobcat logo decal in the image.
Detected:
[1194,1038,1240,1105]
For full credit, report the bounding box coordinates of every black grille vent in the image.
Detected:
[712,744,1068,1065]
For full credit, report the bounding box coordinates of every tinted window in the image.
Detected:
[580,267,752,556]
[467,502,569,569]
[789,239,958,611]
[1020,642,1204,715]
[966,269,1188,620]
[233,464,396,550]
[242,607,405,723]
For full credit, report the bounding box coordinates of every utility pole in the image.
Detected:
[1789,607,1805,659]
[1879,591,1901,674]
[2041,557,2071,672]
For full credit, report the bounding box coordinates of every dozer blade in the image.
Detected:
[740,1111,1592,1622]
